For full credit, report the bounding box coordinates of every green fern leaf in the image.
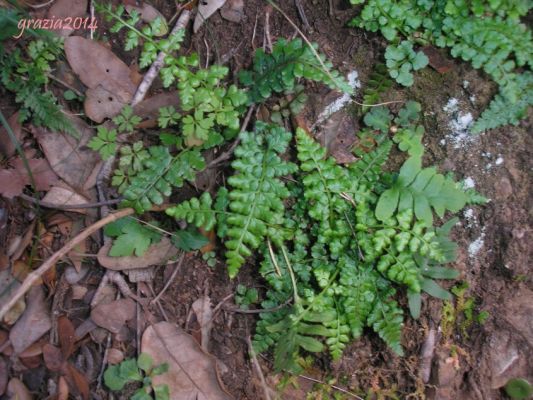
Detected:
[367,288,404,356]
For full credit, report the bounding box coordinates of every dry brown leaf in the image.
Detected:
[97,237,179,271]
[19,339,46,358]
[192,296,213,352]
[125,3,168,35]
[31,120,100,192]
[422,46,454,74]
[10,286,52,354]
[43,343,64,372]
[6,378,32,400]
[12,260,33,282]
[58,316,77,359]
[0,158,59,199]
[84,85,128,123]
[0,269,25,325]
[194,0,227,32]
[90,298,135,334]
[133,91,181,129]
[10,220,36,262]
[20,353,42,369]
[64,363,89,400]
[107,348,124,365]
[220,0,244,23]
[0,356,7,396]
[47,0,88,37]
[57,376,69,400]
[141,322,232,400]
[0,112,22,158]
[65,36,136,122]
[41,186,90,214]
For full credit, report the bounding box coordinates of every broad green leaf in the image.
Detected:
[119,358,143,382]
[104,365,127,391]
[171,228,209,251]
[422,278,452,300]
[154,384,170,400]
[137,353,153,372]
[397,156,421,186]
[407,290,421,319]
[422,266,459,279]
[296,335,324,352]
[376,187,400,221]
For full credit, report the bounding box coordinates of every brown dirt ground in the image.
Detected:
[1,0,531,399]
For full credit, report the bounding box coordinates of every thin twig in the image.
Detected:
[294,0,312,33]
[90,0,95,40]
[47,74,84,98]
[27,0,55,9]
[264,6,273,52]
[207,105,255,169]
[224,299,292,314]
[131,10,191,106]
[151,253,185,304]
[247,335,272,400]
[298,375,364,399]
[18,193,122,210]
[0,208,135,320]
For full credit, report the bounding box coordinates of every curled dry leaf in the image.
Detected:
[41,186,90,214]
[194,0,227,32]
[97,237,179,271]
[47,0,88,37]
[7,378,32,400]
[0,356,7,396]
[0,111,22,158]
[220,0,244,23]
[141,322,232,400]
[64,363,89,400]
[90,298,136,334]
[0,269,25,325]
[0,158,58,199]
[31,119,100,192]
[192,296,213,352]
[64,36,137,122]
[10,286,52,354]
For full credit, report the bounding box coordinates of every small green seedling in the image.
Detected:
[88,126,118,160]
[104,353,169,400]
[384,41,428,87]
[202,251,217,268]
[505,378,533,400]
[235,284,259,310]
[113,105,142,133]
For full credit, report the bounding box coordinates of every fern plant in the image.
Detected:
[350,0,533,131]
[167,102,476,370]
[0,36,76,135]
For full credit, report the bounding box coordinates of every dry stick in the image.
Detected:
[298,375,364,400]
[0,207,134,320]
[264,6,273,52]
[130,9,191,106]
[151,252,185,304]
[18,193,122,210]
[294,0,312,33]
[247,335,272,400]
[207,105,255,169]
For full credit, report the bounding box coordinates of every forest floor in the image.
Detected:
[0,0,532,399]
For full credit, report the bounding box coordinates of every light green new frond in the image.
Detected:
[165,192,217,231]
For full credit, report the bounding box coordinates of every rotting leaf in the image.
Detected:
[43,343,65,372]
[191,296,213,352]
[0,111,22,158]
[6,378,32,400]
[9,286,52,354]
[141,322,232,400]
[31,119,100,192]
[97,237,179,271]
[41,186,90,214]
[194,0,227,32]
[0,158,58,199]
[64,363,90,400]
[91,298,136,334]
[84,85,128,123]
[47,0,88,37]
[58,316,77,359]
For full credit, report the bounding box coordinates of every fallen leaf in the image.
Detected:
[47,0,88,37]
[194,0,227,32]
[64,363,89,400]
[0,158,59,198]
[220,0,244,23]
[421,46,454,74]
[70,285,88,300]
[84,85,128,123]
[57,376,69,400]
[133,91,181,128]
[318,112,358,164]
[0,111,22,158]
[12,260,32,282]
[20,353,42,369]
[19,339,46,358]
[90,298,136,334]
[125,3,168,35]
[0,356,7,396]
[58,316,77,359]
[65,36,137,121]
[31,119,101,192]
[10,220,36,261]
[41,186,90,214]
[192,296,213,352]
[97,237,179,271]
[7,378,32,400]
[141,322,232,400]
[0,269,25,325]
[107,348,124,365]
[10,286,52,354]
[43,343,64,372]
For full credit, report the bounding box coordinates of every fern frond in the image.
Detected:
[348,140,393,186]
[367,286,404,356]
[239,38,351,103]
[122,147,205,213]
[360,63,393,113]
